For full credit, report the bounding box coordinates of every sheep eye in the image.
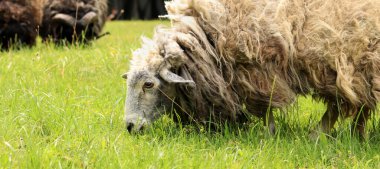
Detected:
[143,82,154,89]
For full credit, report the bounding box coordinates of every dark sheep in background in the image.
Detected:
[0,0,43,50]
[40,0,108,44]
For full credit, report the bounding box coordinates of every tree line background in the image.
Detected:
[108,0,167,20]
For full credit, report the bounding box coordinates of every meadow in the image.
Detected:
[1,21,380,168]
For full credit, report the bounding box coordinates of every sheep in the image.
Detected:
[40,0,108,44]
[0,0,43,50]
[123,0,380,138]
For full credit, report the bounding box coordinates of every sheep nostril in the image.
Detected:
[126,123,134,132]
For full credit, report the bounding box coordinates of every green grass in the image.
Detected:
[1,21,380,168]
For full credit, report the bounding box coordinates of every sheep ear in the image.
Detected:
[160,69,195,87]
[122,73,128,79]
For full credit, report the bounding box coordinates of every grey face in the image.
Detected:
[123,68,195,132]
[123,70,169,132]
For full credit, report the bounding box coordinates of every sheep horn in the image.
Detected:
[52,13,76,26]
[159,69,196,88]
[79,11,98,26]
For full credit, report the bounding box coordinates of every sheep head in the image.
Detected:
[41,0,106,44]
[123,36,195,132]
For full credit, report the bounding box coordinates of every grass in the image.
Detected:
[1,21,380,168]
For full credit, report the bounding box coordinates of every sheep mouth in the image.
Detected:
[125,116,150,133]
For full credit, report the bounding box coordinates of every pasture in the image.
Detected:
[1,21,380,168]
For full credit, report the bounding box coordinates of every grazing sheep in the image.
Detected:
[0,0,43,50]
[40,0,108,44]
[123,0,380,138]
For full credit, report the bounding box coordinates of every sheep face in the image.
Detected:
[123,70,166,132]
[123,64,195,132]
[123,42,195,131]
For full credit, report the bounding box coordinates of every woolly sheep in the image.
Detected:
[0,0,43,50]
[40,0,108,44]
[123,0,380,138]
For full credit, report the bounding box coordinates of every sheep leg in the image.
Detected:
[352,106,371,140]
[310,102,339,139]
[263,108,276,135]
[319,102,340,133]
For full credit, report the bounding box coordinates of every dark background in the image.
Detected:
[108,0,167,20]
